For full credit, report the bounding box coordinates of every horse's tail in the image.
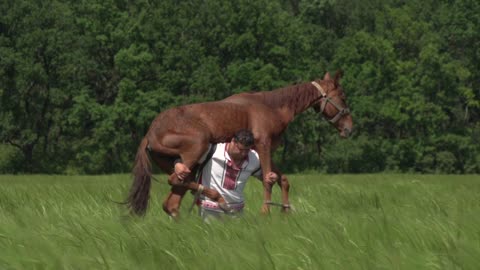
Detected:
[126,137,152,216]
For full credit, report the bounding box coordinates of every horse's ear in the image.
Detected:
[334,69,343,87]
[323,72,331,81]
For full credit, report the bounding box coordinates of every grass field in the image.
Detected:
[1,174,479,269]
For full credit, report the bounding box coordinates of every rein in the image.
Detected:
[264,200,291,209]
[311,81,350,124]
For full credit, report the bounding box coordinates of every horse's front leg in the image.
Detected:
[271,162,290,213]
[255,139,275,214]
[279,175,291,212]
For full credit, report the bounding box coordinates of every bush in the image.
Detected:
[0,144,22,173]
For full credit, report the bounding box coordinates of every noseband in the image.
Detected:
[311,81,350,124]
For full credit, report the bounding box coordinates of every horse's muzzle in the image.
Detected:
[340,127,352,138]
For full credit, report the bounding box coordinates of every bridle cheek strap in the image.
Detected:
[324,97,350,123]
[329,106,350,123]
[311,81,350,124]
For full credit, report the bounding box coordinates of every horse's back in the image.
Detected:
[222,92,265,104]
[149,95,286,149]
[151,101,252,140]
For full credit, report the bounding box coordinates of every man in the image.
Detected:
[174,129,278,221]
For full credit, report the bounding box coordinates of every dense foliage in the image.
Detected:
[1,0,479,174]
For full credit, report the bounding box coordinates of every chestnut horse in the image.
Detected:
[126,71,352,216]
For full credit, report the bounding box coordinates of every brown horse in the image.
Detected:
[126,71,352,217]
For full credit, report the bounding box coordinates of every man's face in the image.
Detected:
[229,140,252,160]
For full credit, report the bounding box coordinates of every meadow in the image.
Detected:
[0,174,479,270]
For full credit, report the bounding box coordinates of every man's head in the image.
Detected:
[229,129,255,160]
[233,129,255,147]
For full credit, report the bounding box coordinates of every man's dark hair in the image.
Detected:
[233,129,255,147]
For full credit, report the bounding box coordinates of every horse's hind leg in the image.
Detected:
[161,167,200,218]
[161,162,201,217]
[146,131,205,216]
[162,186,189,218]
[147,154,186,217]
[163,179,228,217]
[161,134,229,216]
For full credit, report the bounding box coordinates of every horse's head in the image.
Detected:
[312,71,353,138]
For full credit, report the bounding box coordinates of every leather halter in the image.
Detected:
[311,81,350,124]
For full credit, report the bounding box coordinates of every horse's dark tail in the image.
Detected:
[126,137,152,216]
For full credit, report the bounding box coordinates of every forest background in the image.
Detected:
[1,0,479,174]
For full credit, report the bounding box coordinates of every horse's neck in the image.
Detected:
[261,82,320,116]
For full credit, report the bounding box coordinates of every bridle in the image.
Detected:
[311,81,350,124]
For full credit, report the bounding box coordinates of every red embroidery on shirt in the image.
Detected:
[223,161,240,190]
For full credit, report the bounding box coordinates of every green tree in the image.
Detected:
[0,1,85,172]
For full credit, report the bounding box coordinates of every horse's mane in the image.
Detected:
[258,82,319,114]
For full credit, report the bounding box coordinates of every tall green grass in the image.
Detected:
[1,174,479,269]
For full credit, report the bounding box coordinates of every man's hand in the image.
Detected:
[174,163,191,181]
[264,171,279,185]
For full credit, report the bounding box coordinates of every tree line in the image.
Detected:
[1,0,479,174]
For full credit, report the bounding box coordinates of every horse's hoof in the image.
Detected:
[260,204,270,215]
[167,212,179,222]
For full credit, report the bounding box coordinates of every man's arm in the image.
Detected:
[174,160,191,181]
[254,170,278,185]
